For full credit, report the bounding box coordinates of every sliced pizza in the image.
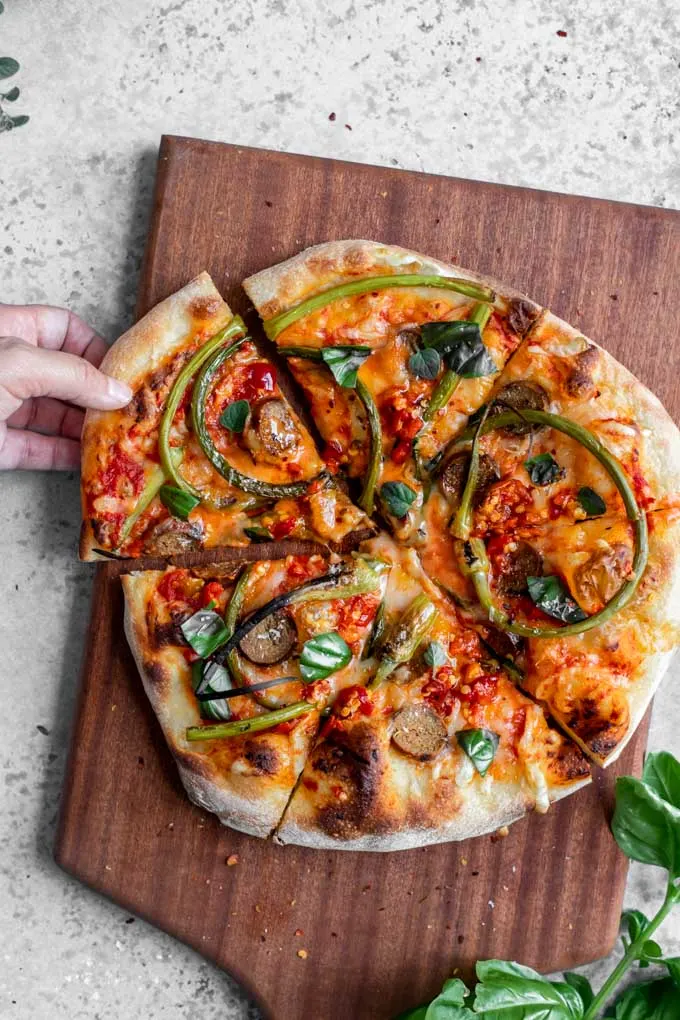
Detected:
[243,240,541,538]
[80,272,372,559]
[122,549,388,836]
[276,533,590,850]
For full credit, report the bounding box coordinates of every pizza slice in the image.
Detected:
[80,272,372,559]
[243,240,542,538]
[276,533,591,850]
[122,548,388,836]
[424,309,680,539]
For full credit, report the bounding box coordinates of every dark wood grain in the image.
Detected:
[56,136,680,1020]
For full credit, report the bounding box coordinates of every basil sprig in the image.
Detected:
[421,320,496,379]
[524,452,564,486]
[423,640,448,668]
[159,484,200,520]
[380,481,417,519]
[398,749,680,1020]
[456,728,499,776]
[299,631,352,681]
[321,345,372,388]
[180,608,230,658]
[219,399,250,432]
[408,348,441,380]
[191,660,232,722]
[577,486,606,517]
[527,575,587,624]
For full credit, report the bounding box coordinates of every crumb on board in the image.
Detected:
[226,854,239,867]
[294,928,304,937]
[297,948,308,959]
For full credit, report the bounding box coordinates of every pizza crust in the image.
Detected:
[121,570,318,838]
[242,238,541,321]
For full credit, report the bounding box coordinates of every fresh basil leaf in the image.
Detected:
[191,660,232,721]
[421,321,496,379]
[159,484,200,520]
[219,398,250,432]
[664,957,680,987]
[244,525,274,542]
[3,85,19,101]
[563,972,594,1009]
[612,773,680,878]
[527,575,588,623]
[0,4,5,15]
[380,481,418,519]
[622,908,650,946]
[321,345,372,388]
[299,631,352,681]
[0,57,19,79]
[9,114,29,128]
[474,960,585,1019]
[611,976,679,1019]
[180,609,230,658]
[423,640,448,668]
[456,729,499,777]
[640,940,664,968]
[408,348,441,380]
[424,977,474,1019]
[577,486,606,517]
[642,751,680,810]
[525,452,564,486]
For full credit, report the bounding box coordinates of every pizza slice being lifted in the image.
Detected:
[80,272,372,560]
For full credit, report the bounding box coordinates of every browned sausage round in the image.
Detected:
[243,399,302,459]
[489,381,549,435]
[143,518,204,556]
[439,452,500,508]
[391,703,447,761]
[239,610,298,665]
[494,540,543,596]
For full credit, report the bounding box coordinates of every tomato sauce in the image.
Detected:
[101,451,145,497]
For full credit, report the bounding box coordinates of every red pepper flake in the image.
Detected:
[182,647,200,664]
[200,581,224,607]
[157,569,189,602]
[294,928,304,936]
[271,516,298,540]
[556,29,567,36]
[344,124,352,131]
[459,675,498,706]
[334,685,374,717]
[322,439,345,474]
[328,112,336,121]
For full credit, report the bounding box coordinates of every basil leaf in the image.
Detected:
[525,452,565,486]
[622,908,650,946]
[380,481,417,519]
[640,940,664,968]
[423,640,448,668]
[424,978,474,1019]
[321,345,372,388]
[456,729,499,776]
[642,751,680,810]
[159,484,200,520]
[408,348,441,380]
[474,960,585,1019]
[611,976,679,1019]
[612,773,680,878]
[191,660,232,722]
[0,4,5,15]
[665,958,680,987]
[0,57,19,79]
[421,321,496,379]
[244,524,274,542]
[180,609,230,658]
[9,114,29,128]
[563,972,594,1009]
[577,486,606,517]
[219,399,250,432]
[299,631,352,681]
[527,575,588,623]
[3,85,19,101]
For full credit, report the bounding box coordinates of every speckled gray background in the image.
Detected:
[1,0,679,1017]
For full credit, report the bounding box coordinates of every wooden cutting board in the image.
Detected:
[56,136,680,1020]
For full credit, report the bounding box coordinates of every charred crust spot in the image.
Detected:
[565,345,600,398]
[311,723,386,839]
[152,620,185,648]
[549,740,591,783]
[507,298,539,337]
[144,659,168,690]
[131,385,157,422]
[567,694,628,759]
[189,295,222,320]
[244,741,280,776]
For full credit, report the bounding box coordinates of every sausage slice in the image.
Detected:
[392,704,447,761]
[494,540,543,596]
[243,399,302,459]
[439,452,500,508]
[490,381,549,435]
[239,610,298,665]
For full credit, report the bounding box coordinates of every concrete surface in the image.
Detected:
[1,0,679,1016]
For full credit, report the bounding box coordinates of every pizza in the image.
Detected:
[83,239,680,848]
[80,272,372,559]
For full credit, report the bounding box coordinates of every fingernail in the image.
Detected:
[106,378,133,405]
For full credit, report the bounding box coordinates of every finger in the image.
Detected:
[0,303,109,366]
[0,425,80,470]
[0,339,132,411]
[5,396,85,439]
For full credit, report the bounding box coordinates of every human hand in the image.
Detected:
[0,304,132,470]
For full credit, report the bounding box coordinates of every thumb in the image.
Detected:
[0,338,132,412]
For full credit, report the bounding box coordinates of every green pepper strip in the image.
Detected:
[159,317,247,499]
[423,302,493,423]
[278,346,383,515]
[191,344,312,499]
[223,564,251,683]
[186,701,315,741]
[264,275,496,341]
[451,403,491,540]
[455,409,649,638]
[116,448,184,549]
[368,593,438,689]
